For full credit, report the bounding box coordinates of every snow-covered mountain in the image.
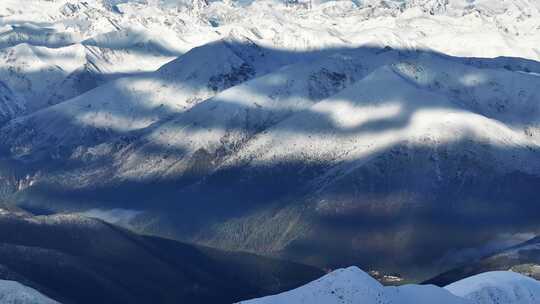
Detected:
[1,0,540,282]
[0,0,210,124]
[238,266,540,304]
[0,36,274,160]
[446,271,540,304]
[237,266,470,304]
[1,0,539,125]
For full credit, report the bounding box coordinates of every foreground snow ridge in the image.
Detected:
[237,267,540,304]
[446,271,540,304]
[0,280,60,304]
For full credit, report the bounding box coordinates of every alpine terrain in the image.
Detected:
[0,0,539,302]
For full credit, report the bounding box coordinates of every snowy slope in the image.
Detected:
[239,266,540,304]
[446,271,540,304]
[237,267,387,304]
[173,52,540,273]
[39,41,540,184]
[0,280,60,304]
[222,61,539,173]
[0,43,87,112]
[110,47,395,181]
[0,0,211,121]
[1,0,538,124]
[0,35,277,159]
[2,39,540,280]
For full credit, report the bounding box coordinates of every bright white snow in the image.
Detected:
[238,267,540,304]
[0,280,60,304]
[446,271,540,304]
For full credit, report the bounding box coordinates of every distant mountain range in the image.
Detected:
[0,0,539,284]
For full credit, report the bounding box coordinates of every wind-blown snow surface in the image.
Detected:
[0,280,60,304]
[1,0,540,281]
[238,267,540,304]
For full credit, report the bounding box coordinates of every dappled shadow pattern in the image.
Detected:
[1,43,540,280]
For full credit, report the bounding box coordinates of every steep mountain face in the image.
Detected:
[4,47,538,281]
[0,208,323,304]
[0,81,23,126]
[161,51,540,277]
[1,0,540,282]
[238,266,540,304]
[0,37,272,162]
[426,236,540,286]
